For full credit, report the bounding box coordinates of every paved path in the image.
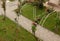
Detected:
[0,1,60,41]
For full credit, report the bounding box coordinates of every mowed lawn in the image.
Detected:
[21,3,60,35]
[43,12,60,35]
[0,16,37,41]
[21,3,46,21]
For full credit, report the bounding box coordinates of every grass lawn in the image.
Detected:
[43,12,60,35]
[21,3,46,21]
[21,3,60,35]
[0,16,37,41]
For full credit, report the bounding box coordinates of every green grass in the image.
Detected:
[0,16,37,41]
[21,3,60,35]
[21,3,46,21]
[43,12,60,35]
[21,3,34,20]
